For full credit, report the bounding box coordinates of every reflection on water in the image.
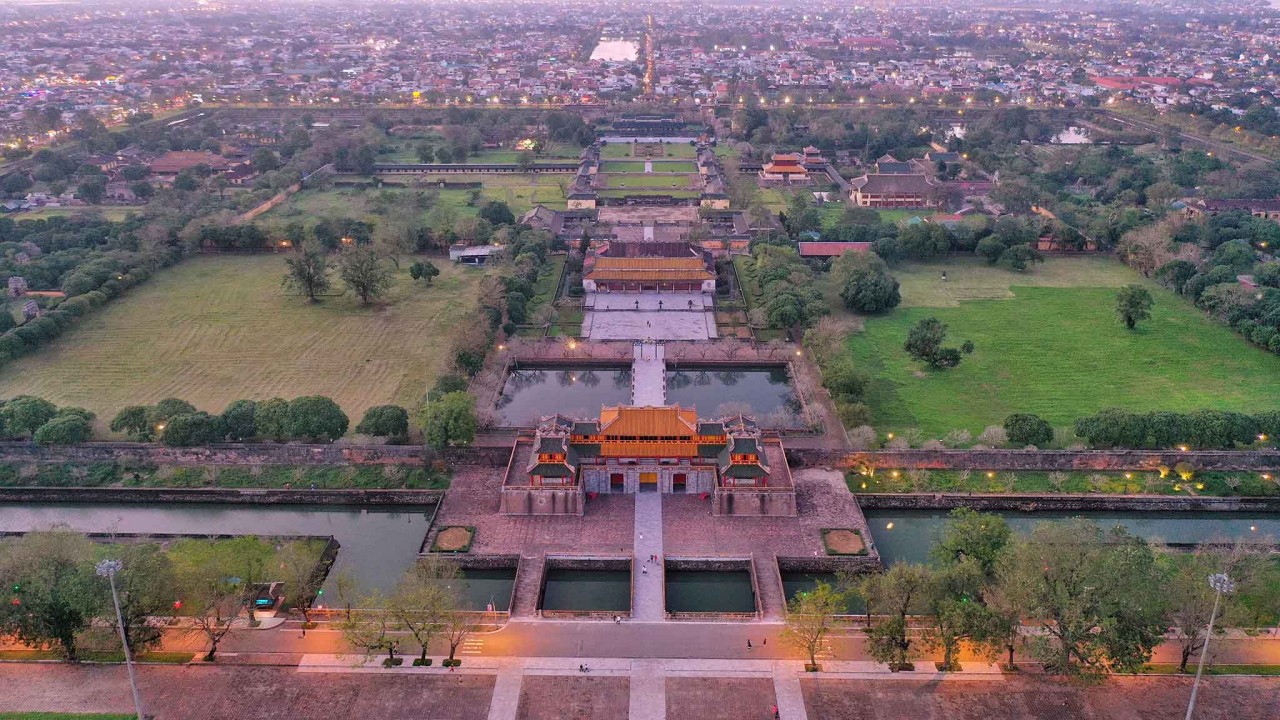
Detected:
[449,568,515,611]
[496,365,631,426]
[541,568,631,611]
[665,366,801,427]
[665,569,755,613]
[865,509,1280,565]
[0,502,435,595]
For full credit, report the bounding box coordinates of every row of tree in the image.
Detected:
[1073,407,1280,450]
[0,531,325,663]
[786,510,1280,674]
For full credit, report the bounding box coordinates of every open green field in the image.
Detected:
[844,257,1280,436]
[601,143,634,158]
[259,178,568,231]
[600,161,649,172]
[0,255,488,426]
[14,207,136,223]
[603,174,695,189]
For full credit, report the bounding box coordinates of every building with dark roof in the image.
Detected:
[849,172,939,208]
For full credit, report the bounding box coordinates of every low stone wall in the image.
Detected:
[713,488,797,516]
[856,493,1280,513]
[776,555,881,574]
[0,487,443,506]
[0,441,514,468]
[499,486,585,515]
[540,555,634,620]
[788,449,1280,472]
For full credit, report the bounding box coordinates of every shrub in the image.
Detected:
[355,405,410,439]
[33,414,92,444]
[428,374,469,402]
[847,425,878,450]
[287,396,349,442]
[1003,413,1053,447]
[976,426,1008,447]
[220,400,258,442]
[1174,462,1196,481]
[161,412,226,446]
[0,395,58,436]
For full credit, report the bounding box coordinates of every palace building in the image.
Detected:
[583,256,716,293]
[758,153,810,184]
[525,406,773,494]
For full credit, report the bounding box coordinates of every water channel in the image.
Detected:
[540,568,631,612]
[665,569,756,613]
[863,509,1280,566]
[495,365,631,426]
[0,502,436,597]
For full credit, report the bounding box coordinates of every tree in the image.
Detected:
[782,581,844,670]
[251,148,279,172]
[76,176,106,204]
[931,508,1011,581]
[421,391,477,455]
[387,556,458,664]
[355,405,410,440]
[415,142,435,163]
[113,544,177,653]
[409,260,440,284]
[921,561,995,671]
[110,405,153,440]
[477,201,515,227]
[1003,413,1053,447]
[161,412,225,446]
[220,400,258,442]
[339,592,401,664]
[255,398,290,442]
[1115,285,1154,330]
[904,317,966,369]
[0,395,57,436]
[997,244,1044,272]
[515,152,535,173]
[821,356,870,404]
[275,540,326,628]
[997,519,1167,674]
[0,531,103,662]
[835,252,900,314]
[338,247,395,305]
[859,564,931,670]
[33,413,91,444]
[282,243,330,302]
[172,537,271,661]
[975,236,1006,264]
[428,374,469,402]
[286,396,349,442]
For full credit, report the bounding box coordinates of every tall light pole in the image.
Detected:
[1185,572,1235,720]
[96,559,146,720]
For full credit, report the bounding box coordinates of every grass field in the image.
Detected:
[260,178,568,230]
[603,174,695,189]
[0,255,488,427]
[14,207,136,222]
[843,257,1280,435]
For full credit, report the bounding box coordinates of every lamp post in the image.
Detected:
[1185,572,1235,720]
[96,560,146,720]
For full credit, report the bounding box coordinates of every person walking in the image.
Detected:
[747,639,753,651]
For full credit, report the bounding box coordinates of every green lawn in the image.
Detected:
[14,207,136,222]
[601,161,649,173]
[601,143,634,158]
[850,469,1279,497]
[0,255,489,427]
[845,258,1280,436]
[603,174,695,189]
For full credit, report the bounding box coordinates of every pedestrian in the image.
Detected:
[747,639,752,650]
[614,615,621,624]
[642,566,648,575]
[579,663,586,673]
[762,638,766,646]
[771,705,779,720]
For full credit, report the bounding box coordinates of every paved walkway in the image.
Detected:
[629,659,666,720]
[631,341,666,406]
[584,311,715,340]
[487,661,523,720]
[772,661,809,720]
[633,493,665,621]
[644,160,653,173]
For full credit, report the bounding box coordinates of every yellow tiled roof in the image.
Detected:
[598,405,698,437]
[586,269,713,281]
[592,257,706,270]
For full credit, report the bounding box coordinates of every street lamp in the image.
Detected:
[1185,573,1235,720]
[96,560,146,720]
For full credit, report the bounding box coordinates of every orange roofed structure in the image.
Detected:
[583,256,716,293]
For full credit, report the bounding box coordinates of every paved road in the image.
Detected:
[75,617,1279,668]
[1098,110,1277,165]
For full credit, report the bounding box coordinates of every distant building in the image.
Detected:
[849,173,939,208]
[448,244,500,265]
[147,151,235,180]
[797,241,872,258]
[758,153,810,184]
[1183,198,1280,222]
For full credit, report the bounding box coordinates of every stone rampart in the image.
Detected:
[856,493,1280,513]
[0,441,514,468]
[787,448,1280,472]
[0,486,443,506]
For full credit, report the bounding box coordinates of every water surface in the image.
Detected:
[541,568,631,611]
[665,569,755,613]
[496,365,631,426]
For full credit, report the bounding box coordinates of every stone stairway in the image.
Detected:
[752,553,787,621]
[510,553,546,619]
